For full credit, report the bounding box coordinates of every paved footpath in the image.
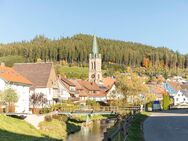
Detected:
[144,109,188,141]
[24,114,44,129]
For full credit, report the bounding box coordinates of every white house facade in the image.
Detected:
[57,79,71,100]
[13,62,58,105]
[173,91,188,106]
[0,64,32,113]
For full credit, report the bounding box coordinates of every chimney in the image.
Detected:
[1,62,5,67]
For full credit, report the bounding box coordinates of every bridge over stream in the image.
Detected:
[56,106,141,116]
[3,106,141,116]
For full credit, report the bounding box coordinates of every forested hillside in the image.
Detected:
[0,34,187,69]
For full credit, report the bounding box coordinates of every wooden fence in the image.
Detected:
[103,107,140,141]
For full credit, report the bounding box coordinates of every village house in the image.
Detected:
[173,84,188,106]
[58,77,106,102]
[163,81,181,96]
[77,79,107,102]
[0,63,32,113]
[167,76,187,84]
[13,62,58,105]
[57,77,75,100]
[103,77,123,100]
[148,82,166,101]
[163,80,188,107]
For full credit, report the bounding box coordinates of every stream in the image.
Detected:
[66,119,115,141]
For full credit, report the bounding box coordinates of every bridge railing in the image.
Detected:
[58,106,119,113]
[56,106,140,115]
[103,107,140,141]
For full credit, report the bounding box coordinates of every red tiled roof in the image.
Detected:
[148,84,166,95]
[103,77,116,88]
[77,80,100,91]
[168,81,181,91]
[0,66,32,85]
[69,79,83,90]
[155,86,166,95]
[61,78,75,86]
[88,91,106,97]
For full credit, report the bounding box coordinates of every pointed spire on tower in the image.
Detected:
[92,35,98,55]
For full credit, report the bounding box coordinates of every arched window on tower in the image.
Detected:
[91,62,93,69]
[98,74,100,79]
[94,62,96,70]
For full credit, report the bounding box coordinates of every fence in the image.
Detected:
[103,107,140,141]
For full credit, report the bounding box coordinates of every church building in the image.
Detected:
[89,35,103,85]
[58,35,123,102]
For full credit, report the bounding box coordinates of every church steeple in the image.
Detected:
[92,35,98,55]
[89,35,103,85]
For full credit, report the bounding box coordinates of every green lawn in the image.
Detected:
[0,115,60,141]
[39,119,67,140]
[55,65,108,79]
[55,65,88,79]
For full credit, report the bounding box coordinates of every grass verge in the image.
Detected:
[0,115,59,141]
[127,112,150,141]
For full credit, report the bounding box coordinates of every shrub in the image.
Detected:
[44,115,52,122]
[163,94,170,110]
[146,102,152,108]
[0,55,25,67]
[52,115,68,122]
[40,108,51,114]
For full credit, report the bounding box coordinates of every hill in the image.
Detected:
[0,34,187,69]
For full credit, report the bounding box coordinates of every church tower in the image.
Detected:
[89,35,103,84]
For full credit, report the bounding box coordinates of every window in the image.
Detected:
[94,62,96,69]
[176,98,178,101]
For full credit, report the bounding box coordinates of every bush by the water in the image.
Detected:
[44,115,52,122]
[40,114,81,140]
[52,114,68,122]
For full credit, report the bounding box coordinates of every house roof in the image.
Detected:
[103,77,116,88]
[69,79,83,90]
[167,81,181,92]
[61,78,75,87]
[180,84,188,90]
[77,80,100,91]
[13,63,53,88]
[88,91,106,97]
[0,66,32,85]
[60,78,109,98]
[148,84,166,95]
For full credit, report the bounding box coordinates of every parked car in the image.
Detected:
[152,101,161,111]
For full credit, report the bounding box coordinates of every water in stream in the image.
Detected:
[66,119,115,141]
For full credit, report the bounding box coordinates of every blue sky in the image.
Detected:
[0,0,188,53]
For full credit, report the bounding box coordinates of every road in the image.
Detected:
[144,109,188,141]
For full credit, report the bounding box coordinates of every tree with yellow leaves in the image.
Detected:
[115,69,149,105]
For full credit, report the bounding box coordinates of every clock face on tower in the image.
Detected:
[91,74,95,78]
